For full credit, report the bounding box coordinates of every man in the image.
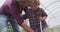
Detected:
[9,0,28,32]
[0,0,34,32]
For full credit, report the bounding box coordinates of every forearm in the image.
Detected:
[21,23,34,32]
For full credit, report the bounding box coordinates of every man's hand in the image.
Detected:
[21,23,34,32]
[39,16,47,21]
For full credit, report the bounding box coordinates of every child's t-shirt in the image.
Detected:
[23,7,48,30]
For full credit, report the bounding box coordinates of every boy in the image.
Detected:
[23,0,48,32]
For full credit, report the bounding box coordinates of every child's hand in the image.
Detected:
[39,17,43,21]
[39,16,47,21]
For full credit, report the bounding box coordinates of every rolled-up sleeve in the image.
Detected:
[40,8,48,17]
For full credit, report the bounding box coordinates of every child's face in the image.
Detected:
[30,3,38,11]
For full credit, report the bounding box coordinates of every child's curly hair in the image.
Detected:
[27,0,40,7]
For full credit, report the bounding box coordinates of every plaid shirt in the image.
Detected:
[23,7,48,32]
